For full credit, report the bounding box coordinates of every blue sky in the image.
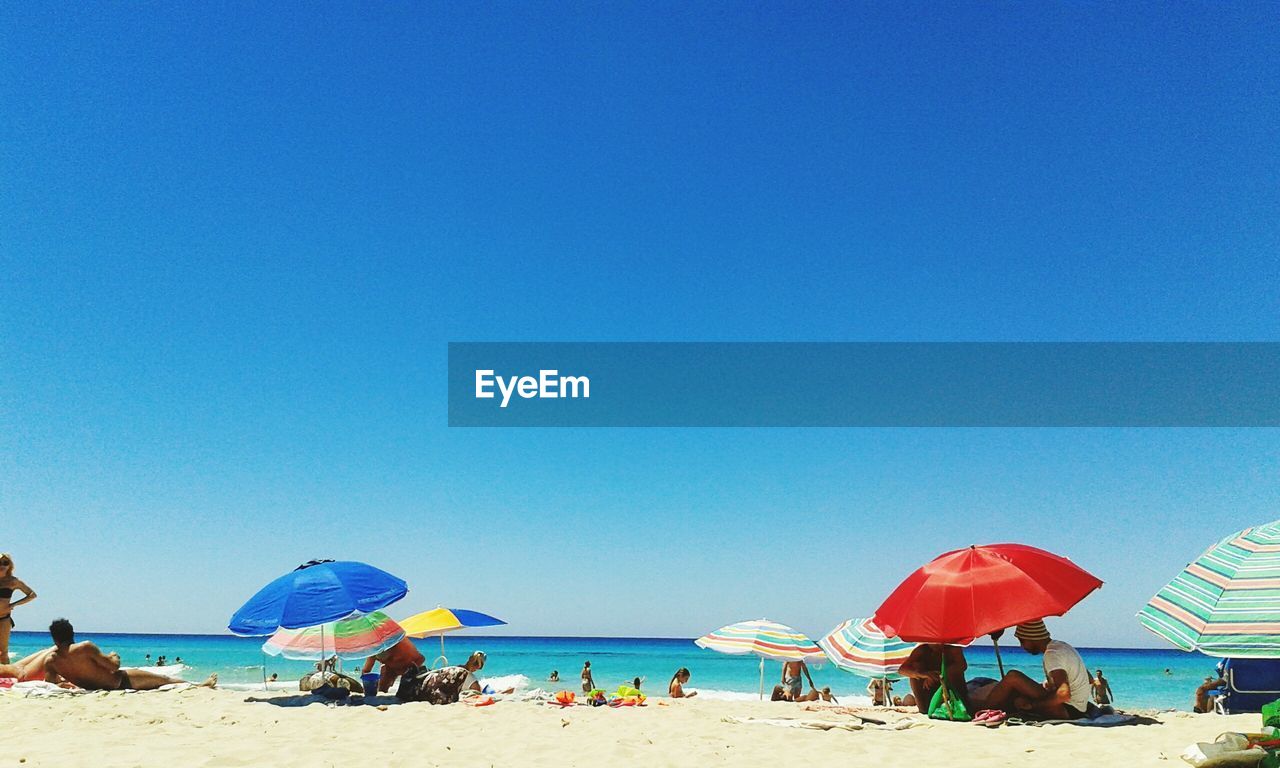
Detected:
[1,3,1278,645]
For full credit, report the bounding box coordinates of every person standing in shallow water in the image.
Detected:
[1092,668,1114,706]
[0,553,38,664]
[581,660,595,693]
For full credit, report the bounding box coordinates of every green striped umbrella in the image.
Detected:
[1139,520,1280,657]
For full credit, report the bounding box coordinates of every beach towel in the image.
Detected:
[1015,713,1154,727]
[725,716,930,732]
[3,681,194,698]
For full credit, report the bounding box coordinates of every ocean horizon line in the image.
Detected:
[9,628,1188,653]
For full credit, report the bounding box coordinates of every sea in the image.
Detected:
[7,632,1211,710]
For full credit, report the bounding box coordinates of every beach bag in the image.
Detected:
[395,664,426,702]
[1263,699,1280,729]
[1181,732,1266,767]
[927,656,972,722]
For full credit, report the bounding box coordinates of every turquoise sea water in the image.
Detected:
[7,631,1212,710]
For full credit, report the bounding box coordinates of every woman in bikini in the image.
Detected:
[0,553,38,664]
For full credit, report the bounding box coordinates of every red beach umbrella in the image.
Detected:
[873,543,1102,646]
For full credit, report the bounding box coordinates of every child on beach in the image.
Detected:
[668,668,697,698]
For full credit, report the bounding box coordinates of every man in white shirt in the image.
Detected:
[973,619,1092,719]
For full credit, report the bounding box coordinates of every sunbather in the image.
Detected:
[44,619,216,691]
[897,643,970,714]
[0,646,55,682]
[668,667,697,698]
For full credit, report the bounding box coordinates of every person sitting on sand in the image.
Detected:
[978,620,1091,719]
[867,677,892,706]
[781,659,815,700]
[669,667,697,698]
[898,643,970,714]
[820,686,838,703]
[44,619,216,691]
[1091,668,1114,706]
[770,684,820,702]
[361,635,425,693]
[398,650,513,705]
[581,660,595,693]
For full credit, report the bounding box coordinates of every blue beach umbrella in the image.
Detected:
[228,559,410,636]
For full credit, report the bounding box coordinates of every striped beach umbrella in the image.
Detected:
[818,618,915,680]
[400,606,507,666]
[263,610,405,661]
[1139,520,1280,657]
[695,619,825,699]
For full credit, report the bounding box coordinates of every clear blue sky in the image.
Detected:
[1,3,1277,645]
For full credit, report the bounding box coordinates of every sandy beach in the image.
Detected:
[0,688,1257,767]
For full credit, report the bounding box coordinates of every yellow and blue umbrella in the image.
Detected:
[400,607,506,665]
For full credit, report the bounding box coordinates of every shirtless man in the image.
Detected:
[898,643,970,714]
[44,619,216,691]
[781,659,816,699]
[361,636,425,693]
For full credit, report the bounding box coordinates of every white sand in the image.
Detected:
[0,689,1261,767]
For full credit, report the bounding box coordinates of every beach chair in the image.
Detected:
[1216,658,1280,714]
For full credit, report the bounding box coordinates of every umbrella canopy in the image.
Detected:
[229,559,409,636]
[818,618,915,680]
[263,610,405,661]
[695,619,825,662]
[1139,520,1280,657]
[874,544,1103,644]
[400,607,507,638]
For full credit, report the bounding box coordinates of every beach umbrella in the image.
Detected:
[400,607,507,666]
[1139,519,1280,657]
[818,618,915,682]
[695,619,825,699]
[228,559,409,636]
[873,544,1102,652]
[263,610,405,661]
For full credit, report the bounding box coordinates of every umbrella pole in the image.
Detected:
[262,651,268,691]
[758,658,764,701]
[990,629,1006,677]
[441,635,446,664]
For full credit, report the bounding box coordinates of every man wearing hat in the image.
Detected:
[1017,619,1092,717]
[975,619,1092,719]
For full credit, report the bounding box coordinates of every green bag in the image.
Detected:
[1264,698,1280,729]
[927,655,972,722]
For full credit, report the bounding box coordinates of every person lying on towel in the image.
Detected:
[43,619,217,691]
